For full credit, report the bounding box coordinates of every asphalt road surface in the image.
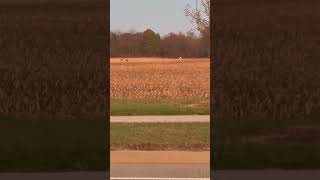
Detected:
[0,172,107,180]
[214,170,320,180]
[2,170,320,179]
[110,115,210,123]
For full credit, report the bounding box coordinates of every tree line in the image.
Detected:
[110,29,210,58]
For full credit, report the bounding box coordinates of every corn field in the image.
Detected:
[110,58,210,99]
[0,2,108,118]
[213,0,320,121]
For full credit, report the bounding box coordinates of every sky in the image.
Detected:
[111,0,197,37]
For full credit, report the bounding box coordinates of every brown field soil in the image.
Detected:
[110,57,209,63]
[110,58,210,99]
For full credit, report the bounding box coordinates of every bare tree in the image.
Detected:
[185,0,210,37]
[185,0,210,57]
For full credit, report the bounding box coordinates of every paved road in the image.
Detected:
[110,115,210,123]
[110,163,210,180]
[2,170,320,179]
[0,172,107,180]
[214,170,320,180]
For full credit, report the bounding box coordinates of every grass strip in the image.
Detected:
[213,118,320,169]
[0,115,107,172]
[111,99,210,116]
[110,122,210,151]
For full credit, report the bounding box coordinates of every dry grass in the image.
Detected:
[110,58,210,99]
